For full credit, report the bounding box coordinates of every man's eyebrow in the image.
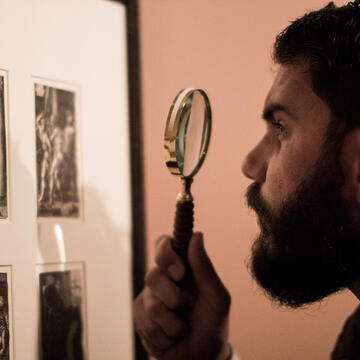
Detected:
[262,103,295,121]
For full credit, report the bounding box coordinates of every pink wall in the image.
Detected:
[139,1,357,359]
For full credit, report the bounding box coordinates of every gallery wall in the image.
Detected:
[138,0,357,359]
[0,1,135,359]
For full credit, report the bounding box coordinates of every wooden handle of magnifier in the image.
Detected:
[172,200,194,261]
[171,177,194,262]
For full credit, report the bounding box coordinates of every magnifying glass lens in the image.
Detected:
[176,90,210,177]
[164,88,211,178]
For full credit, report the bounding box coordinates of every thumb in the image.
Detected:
[188,232,228,299]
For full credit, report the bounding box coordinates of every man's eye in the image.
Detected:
[271,121,285,137]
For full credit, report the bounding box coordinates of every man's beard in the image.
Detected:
[246,147,360,308]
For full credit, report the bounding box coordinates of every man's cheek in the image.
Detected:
[262,161,300,213]
[261,173,284,214]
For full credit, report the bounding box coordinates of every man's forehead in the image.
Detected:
[264,64,316,113]
[263,63,332,137]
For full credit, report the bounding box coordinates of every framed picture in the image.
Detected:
[0,0,144,359]
[33,0,145,359]
[34,79,81,219]
[0,266,14,360]
[37,262,87,360]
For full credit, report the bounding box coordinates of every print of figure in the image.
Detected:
[36,114,52,204]
[0,296,9,360]
[49,117,65,205]
[42,275,66,360]
[35,84,79,217]
[0,272,10,360]
[40,271,84,360]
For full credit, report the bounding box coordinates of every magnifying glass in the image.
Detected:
[164,88,212,261]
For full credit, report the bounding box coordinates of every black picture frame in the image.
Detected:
[113,1,147,359]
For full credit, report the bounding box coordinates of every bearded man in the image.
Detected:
[134,1,360,359]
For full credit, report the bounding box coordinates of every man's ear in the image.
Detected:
[341,128,360,204]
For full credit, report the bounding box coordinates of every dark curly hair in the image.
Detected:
[274,0,360,134]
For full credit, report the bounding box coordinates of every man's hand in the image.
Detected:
[134,232,231,360]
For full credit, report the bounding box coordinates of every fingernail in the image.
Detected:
[168,264,184,281]
[194,232,204,247]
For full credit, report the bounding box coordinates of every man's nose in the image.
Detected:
[241,142,268,183]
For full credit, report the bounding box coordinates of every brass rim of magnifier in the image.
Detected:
[164,88,212,178]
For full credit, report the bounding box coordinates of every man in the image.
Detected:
[36,113,52,204]
[42,275,67,360]
[62,109,77,199]
[134,1,360,359]
[49,115,65,206]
